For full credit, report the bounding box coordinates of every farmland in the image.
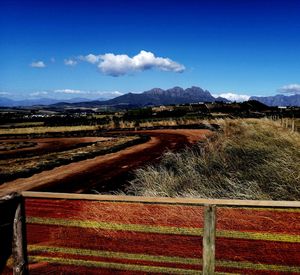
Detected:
[0,135,142,184]
[0,129,211,194]
[0,103,299,198]
[1,107,300,275]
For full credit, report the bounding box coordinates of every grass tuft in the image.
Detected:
[127,119,300,200]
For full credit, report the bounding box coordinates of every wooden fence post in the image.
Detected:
[12,196,28,275]
[0,193,28,275]
[291,118,295,132]
[203,204,216,275]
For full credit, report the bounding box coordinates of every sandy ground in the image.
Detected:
[0,129,211,194]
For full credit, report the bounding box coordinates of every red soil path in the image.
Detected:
[0,137,109,158]
[0,129,211,194]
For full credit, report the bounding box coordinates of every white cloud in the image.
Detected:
[75,50,185,76]
[214,93,250,102]
[278,84,300,94]
[30,61,46,68]
[79,54,102,64]
[54,89,84,94]
[53,89,122,98]
[97,91,124,98]
[64,59,77,66]
[30,91,49,97]
[0,92,10,96]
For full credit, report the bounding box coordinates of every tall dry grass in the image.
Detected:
[0,117,214,134]
[0,125,99,135]
[127,119,300,200]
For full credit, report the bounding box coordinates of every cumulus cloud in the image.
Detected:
[214,93,250,102]
[79,54,102,64]
[73,50,185,76]
[64,59,77,66]
[277,84,300,94]
[30,61,46,68]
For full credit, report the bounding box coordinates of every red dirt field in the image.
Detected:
[0,129,211,194]
[0,137,109,159]
[3,198,300,274]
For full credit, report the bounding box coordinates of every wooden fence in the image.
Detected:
[268,116,299,133]
[1,191,300,274]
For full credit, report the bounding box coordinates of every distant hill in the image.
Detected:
[215,96,231,103]
[0,97,16,107]
[250,94,300,107]
[0,97,95,107]
[240,100,270,111]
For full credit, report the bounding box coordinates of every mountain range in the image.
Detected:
[50,86,230,109]
[250,94,300,107]
[0,97,94,107]
[1,86,300,108]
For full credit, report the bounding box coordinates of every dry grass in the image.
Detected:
[127,119,300,200]
[0,141,37,151]
[0,117,214,134]
[99,117,214,130]
[0,122,44,128]
[0,125,99,135]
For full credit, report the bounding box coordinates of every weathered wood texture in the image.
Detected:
[12,196,28,275]
[22,191,300,208]
[203,204,216,275]
[0,193,28,275]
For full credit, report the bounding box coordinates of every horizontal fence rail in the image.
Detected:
[21,191,300,208]
[2,191,300,274]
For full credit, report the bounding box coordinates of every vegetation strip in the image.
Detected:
[217,230,300,243]
[27,216,300,242]
[27,249,300,273]
[28,256,201,274]
[217,260,300,273]
[0,135,146,184]
[26,216,202,236]
[28,245,201,265]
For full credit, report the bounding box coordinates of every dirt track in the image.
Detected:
[0,137,109,159]
[0,129,211,194]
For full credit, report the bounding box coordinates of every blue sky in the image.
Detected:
[1,0,300,100]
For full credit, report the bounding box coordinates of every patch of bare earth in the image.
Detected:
[0,129,211,194]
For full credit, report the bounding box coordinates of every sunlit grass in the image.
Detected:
[127,119,300,200]
[0,125,99,135]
